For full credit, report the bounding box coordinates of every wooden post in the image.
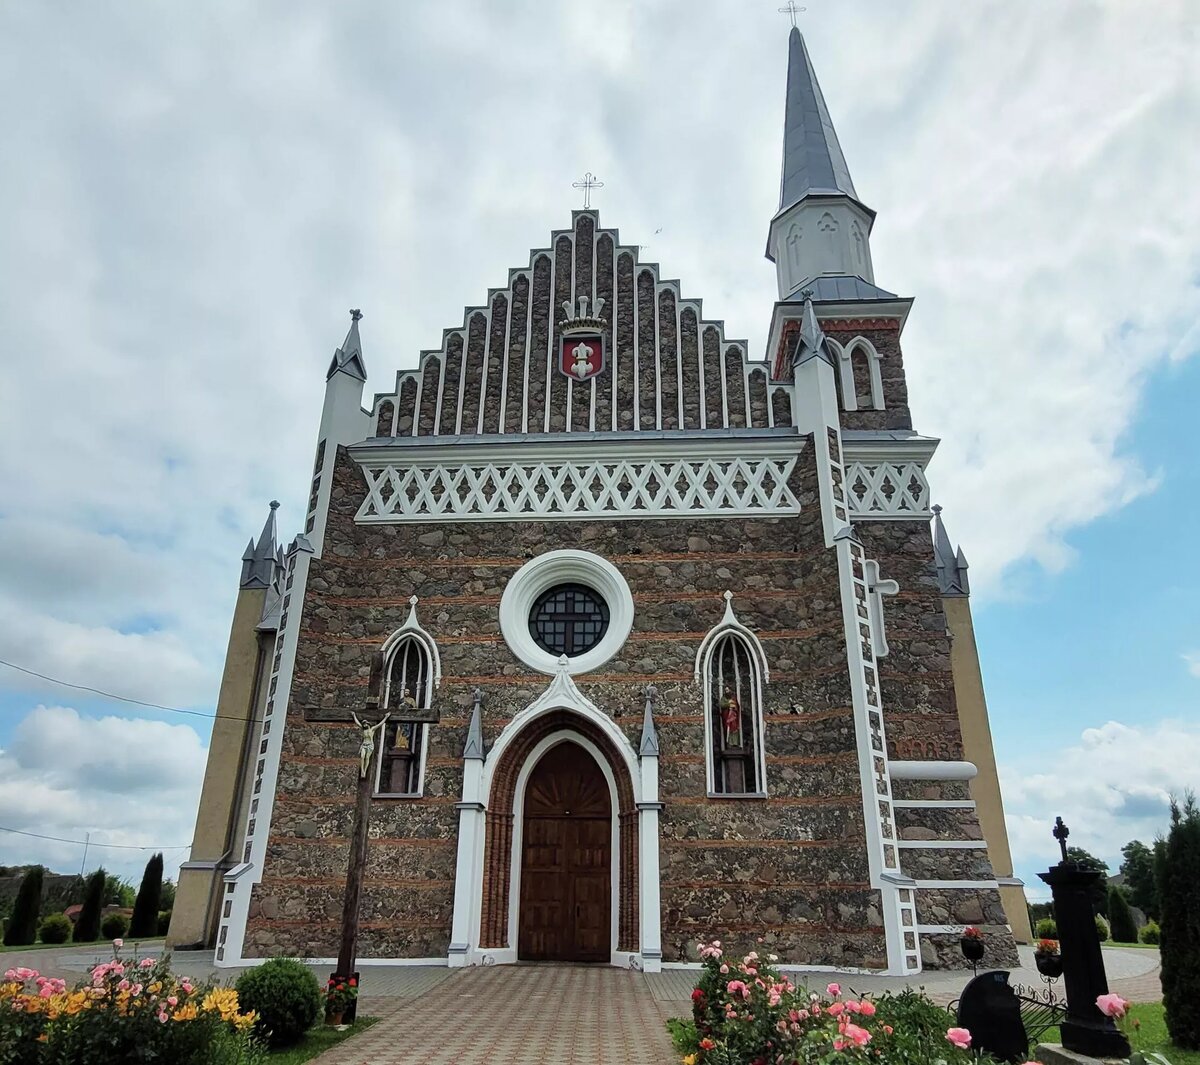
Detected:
[332,652,387,1007]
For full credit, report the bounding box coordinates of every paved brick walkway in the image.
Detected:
[312,965,678,1065]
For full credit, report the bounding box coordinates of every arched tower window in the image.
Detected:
[376,597,441,797]
[842,337,885,411]
[694,592,769,797]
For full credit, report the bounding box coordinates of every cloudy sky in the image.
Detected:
[1,1,1197,900]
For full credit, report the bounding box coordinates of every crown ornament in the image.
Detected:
[559,296,608,334]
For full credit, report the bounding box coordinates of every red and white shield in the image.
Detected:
[559,334,605,381]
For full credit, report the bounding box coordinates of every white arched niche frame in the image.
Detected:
[374,596,442,798]
[499,549,634,676]
[694,591,770,798]
[829,336,885,412]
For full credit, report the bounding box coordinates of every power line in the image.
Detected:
[0,825,191,852]
[0,657,246,723]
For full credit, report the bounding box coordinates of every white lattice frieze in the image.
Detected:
[355,457,800,522]
[845,462,931,519]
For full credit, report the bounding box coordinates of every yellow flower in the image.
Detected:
[234,1010,257,1032]
[172,1003,199,1022]
[683,1056,697,1065]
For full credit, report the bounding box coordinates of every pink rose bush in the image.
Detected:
[674,939,987,1065]
[0,940,259,1064]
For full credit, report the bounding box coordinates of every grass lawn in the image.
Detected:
[268,1017,378,1065]
[1038,1003,1198,1065]
[1,936,166,954]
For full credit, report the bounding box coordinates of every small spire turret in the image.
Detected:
[932,504,970,597]
[240,500,281,589]
[326,309,367,382]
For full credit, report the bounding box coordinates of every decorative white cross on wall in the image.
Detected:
[863,559,899,658]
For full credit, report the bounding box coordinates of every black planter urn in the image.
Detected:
[1035,953,1064,978]
[960,935,985,963]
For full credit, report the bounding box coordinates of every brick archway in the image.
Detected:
[479,710,639,953]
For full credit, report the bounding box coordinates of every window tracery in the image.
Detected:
[375,597,440,797]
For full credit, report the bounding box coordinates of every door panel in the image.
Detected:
[518,742,612,962]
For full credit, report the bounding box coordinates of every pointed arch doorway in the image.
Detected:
[518,741,612,962]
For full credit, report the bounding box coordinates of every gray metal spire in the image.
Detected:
[464,688,486,760]
[792,292,834,366]
[779,27,858,212]
[931,504,970,597]
[240,500,280,589]
[326,308,367,382]
[639,685,660,757]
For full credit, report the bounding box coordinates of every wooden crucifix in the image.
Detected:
[335,651,388,985]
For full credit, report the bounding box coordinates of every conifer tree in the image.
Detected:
[73,868,107,942]
[3,866,44,946]
[129,853,164,938]
[1160,795,1200,1049]
[1107,885,1138,943]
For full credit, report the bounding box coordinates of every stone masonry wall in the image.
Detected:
[244,438,892,967]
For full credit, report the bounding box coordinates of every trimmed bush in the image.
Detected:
[1160,795,1200,1049]
[3,867,44,946]
[100,913,128,940]
[1141,920,1161,945]
[38,913,72,944]
[74,869,106,943]
[234,957,322,1047]
[1095,914,1110,942]
[1034,917,1058,939]
[129,853,163,938]
[1108,885,1138,943]
[157,909,172,936]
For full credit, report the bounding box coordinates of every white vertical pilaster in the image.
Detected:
[448,757,485,967]
[638,750,662,972]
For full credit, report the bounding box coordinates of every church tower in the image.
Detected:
[192,26,1027,975]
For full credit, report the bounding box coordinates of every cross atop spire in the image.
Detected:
[572,172,604,209]
[777,2,806,29]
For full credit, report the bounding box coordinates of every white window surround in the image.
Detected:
[829,336,885,412]
[694,591,770,798]
[373,597,441,798]
[499,549,634,676]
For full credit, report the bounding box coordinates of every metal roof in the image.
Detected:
[779,27,859,212]
[791,275,897,302]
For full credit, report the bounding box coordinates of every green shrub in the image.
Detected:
[3,867,43,946]
[1160,795,1200,1049]
[1034,916,1058,938]
[1108,885,1138,943]
[129,853,163,938]
[100,913,128,940]
[234,957,322,1047]
[1095,914,1110,942]
[74,868,106,942]
[1141,920,1161,945]
[158,909,173,936]
[38,913,72,944]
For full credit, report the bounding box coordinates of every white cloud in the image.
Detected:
[1001,719,1200,898]
[1183,652,1200,679]
[0,707,206,882]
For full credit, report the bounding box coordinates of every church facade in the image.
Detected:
[169,28,1030,975]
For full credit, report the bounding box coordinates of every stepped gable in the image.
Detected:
[370,210,794,439]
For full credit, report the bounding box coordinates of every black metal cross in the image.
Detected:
[1053,816,1071,863]
[778,2,806,28]
[572,172,604,209]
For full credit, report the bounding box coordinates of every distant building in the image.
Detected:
[171,27,1030,974]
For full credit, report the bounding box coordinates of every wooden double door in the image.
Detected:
[518,742,612,962]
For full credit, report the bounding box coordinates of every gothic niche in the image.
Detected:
[377,636,433,796]
[696,592,769,797]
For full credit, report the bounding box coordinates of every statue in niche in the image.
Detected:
[720,687,742,746]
